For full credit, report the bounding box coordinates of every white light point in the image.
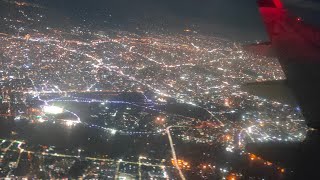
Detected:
[110,129,117,135]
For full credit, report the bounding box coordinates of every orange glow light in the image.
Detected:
[171,159,190,170]
[227,173,237,180]
[249,154,256,161]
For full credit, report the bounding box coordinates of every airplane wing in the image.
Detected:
[245,0,320,128]
[242,80,296,105]
[244,0,320,179]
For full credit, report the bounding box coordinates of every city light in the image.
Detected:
[0,0,309,178]
[38,117,46,123]
[65,121,76,127]
[43,106,64,115]
[110,129,117,135]
[171,159,191,170]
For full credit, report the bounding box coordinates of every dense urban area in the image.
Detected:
[0,0,308,179]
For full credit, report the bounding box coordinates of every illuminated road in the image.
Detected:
[1,141,14,153]
[166,126,186,180]
[114,160,121,180]
[138,156,143,180]
[15,142,24,168]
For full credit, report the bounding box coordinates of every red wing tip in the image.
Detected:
[258,0,283,8]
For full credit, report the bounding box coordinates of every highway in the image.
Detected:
[166,126,186,180]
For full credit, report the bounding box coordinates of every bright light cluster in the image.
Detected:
[43,106,64,114]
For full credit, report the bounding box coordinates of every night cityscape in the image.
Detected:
[0,0,309,179]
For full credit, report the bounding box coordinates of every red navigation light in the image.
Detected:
[296,17,302,22]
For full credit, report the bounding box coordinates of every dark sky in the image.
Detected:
[24,0,266,41]
[12,0,320,42]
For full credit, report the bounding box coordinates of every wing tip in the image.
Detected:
[258,0,283,8]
